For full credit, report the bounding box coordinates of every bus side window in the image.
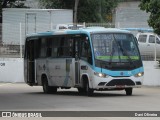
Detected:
[62,38,73,57]
[87,44,93,65]
[57,36,73,58]
[28,40,34,60]
[34,39,41,59]
[46,38,52,57]
[46,48,52,57]
[40,38,47,58]
[81,41,87,59]
[67,38,74,57]
[57,37,65,57]
[51,37,60,58]
[81,37,92,65]
[25,38,41,60]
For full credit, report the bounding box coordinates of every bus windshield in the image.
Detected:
[92,33,140,62]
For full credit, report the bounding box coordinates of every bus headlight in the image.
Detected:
[134,72,144,77]
[94,72,109,78]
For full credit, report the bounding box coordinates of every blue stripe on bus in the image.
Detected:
[93,67,144,77]
[80,59,143,77]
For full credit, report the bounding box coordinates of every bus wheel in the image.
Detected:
[86,81,94,96]
[42,77,57,94]
[125,88,133,96]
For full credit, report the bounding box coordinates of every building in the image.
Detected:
[115,1,150,29]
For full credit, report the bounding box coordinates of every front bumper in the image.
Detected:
[91,76,143,90]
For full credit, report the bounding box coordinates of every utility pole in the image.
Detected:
[74,0,79,23]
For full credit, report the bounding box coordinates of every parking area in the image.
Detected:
[0,83,160,111]
[0,83,160,119]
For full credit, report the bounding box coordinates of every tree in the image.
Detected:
[0,0,27,44]
[2,0,27,8]
[0,0,2,23]
[39,0,78,23]
[77,0,117,23]
[74,0,79,23]
[39,0,118,23]
[1,0,27,23]
[139,0,160,34]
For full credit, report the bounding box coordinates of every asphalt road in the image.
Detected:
[0,83,160,119]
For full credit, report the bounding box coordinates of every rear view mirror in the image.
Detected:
[135,37,139,45]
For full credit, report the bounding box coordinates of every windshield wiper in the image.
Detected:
[112,35,121,62]
[107,36,121,68]
[109,47,115,66]
[112,35,136,68]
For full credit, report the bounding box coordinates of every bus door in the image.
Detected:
[74,35,91,86]
[26,40,37,85]
[47,36,75,87]
[75,38,81,85]
[78,36,93,85]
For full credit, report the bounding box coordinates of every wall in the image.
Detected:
[0,58,160,86]
[0,58,24,82]
[143,61,160,86]
[2,8,73,45]
[115,1,150,28]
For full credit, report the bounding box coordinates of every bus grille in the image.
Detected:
[106,79,135,86]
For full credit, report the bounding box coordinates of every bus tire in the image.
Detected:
[86,81,94,97]
[125,88,133,96]
[42,76,57,94]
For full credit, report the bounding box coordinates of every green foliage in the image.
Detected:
[39,0,118,23]
[1,0,28,23]
[78,0,117,23]
[0,0,2,23]
[2,0,27,8]
[78,0,101,22]
[39,0,74,9]
[139,0,160,34]
[0,0,2,12]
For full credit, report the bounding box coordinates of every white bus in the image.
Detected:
[24,27,144,96]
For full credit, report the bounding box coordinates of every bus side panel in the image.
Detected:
[79,60,94,88]
[46,58,75,87]
[36,58,47,86]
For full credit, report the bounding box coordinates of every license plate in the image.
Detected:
[116,85,125,88]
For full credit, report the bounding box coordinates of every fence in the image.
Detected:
[0,44,23,58]
[0,22,159,62]
[0,22,114,58]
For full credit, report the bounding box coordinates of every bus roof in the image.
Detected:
[26,27,131,38]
